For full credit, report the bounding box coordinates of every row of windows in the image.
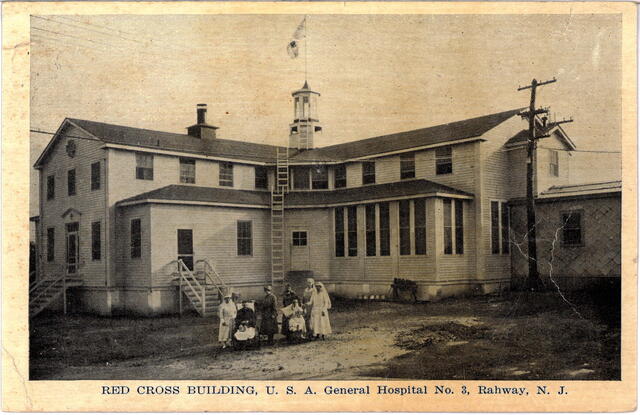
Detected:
[46,162,101,201]
[334,199,463,257]
[46,221,102,264]
[135,153,269,189]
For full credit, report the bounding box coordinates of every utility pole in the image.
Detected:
[517,78,556,291]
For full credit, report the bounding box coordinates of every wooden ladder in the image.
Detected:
[271,148,289,288]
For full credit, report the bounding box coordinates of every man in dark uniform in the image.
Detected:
[281,284,299,341]
[260,286,278,345]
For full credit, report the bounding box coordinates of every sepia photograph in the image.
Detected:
[27,11,623,383]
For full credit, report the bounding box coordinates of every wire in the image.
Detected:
[539,146,621,154]
[32,15,145,45]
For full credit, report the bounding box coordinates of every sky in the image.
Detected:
[30,13,622,215]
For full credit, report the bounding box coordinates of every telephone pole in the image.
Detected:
[517,77,556,291]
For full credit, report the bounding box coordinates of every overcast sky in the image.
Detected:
[30,13,622,215]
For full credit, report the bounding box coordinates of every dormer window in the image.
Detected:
[435,146,452,175]
[400,152,416,179]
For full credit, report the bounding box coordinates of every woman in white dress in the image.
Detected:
[310,282,332,340]
[218,294,237,348]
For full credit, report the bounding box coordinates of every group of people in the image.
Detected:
[217,278,332,349]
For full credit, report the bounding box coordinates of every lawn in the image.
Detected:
[29,285,620,380]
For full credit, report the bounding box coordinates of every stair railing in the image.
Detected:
[30,274,63,304]
[175,259,205,316]
[196,259,227,300]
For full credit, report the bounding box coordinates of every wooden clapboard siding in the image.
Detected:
[434,198,476,280]
[114,204,151,287]
[535,133,572,193]
[39,125,107,287]
[345,162,361,188]
[507,147,528,199]
[415,143,477,194]
[373,155,401,184]
[284,208,332,277]
[149,205,271,287]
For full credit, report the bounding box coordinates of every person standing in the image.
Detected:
[218,294,237,349]
[261,286,278,345]
[281,284,299,340]
[302,278,315,335]
[310,282,332,340]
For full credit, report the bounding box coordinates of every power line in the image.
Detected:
[32,15,145,45]
[539,146,621,154]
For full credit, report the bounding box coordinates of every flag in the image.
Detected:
[287,17,306,59]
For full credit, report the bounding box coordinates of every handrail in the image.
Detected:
[30,275,63,304]
[175,259,203,303]
[195,259,227,298]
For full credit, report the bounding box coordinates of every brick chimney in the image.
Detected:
[187,104,218,139]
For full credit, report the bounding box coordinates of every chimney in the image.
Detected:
[187,103,218,140]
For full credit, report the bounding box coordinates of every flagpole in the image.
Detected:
[304,15,308,82]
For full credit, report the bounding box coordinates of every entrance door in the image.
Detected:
[290,230,310,271]
[66,222,79,275]
[177,229,194,271]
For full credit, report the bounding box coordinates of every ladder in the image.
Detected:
[271,147,289,287]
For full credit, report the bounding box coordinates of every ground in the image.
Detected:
[30,288,620,380]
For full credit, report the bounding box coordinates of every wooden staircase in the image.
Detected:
[175,259,228,317]
[271,148,289,288]
[29,274,83,318]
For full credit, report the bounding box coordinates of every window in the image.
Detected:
[292,231,308,246]
[255,166,268,189]
[443,199,453,254]
[91,221,101,261]
[379,203,390,256]
[365,204,376,256]
[219,162,233,187]
[130,219,141,258]
[311,165,328,189]
[334,164,346,189]
[67,169,76,196]
[47,227,55,262]
[414,199,427,255]
[135,153,154,180]
[400,153,416,179]
[46,175,55,200]
[436,146,453,175]
[292,166,309,190]
[177,229,194,270]
[399,200,411,255]
[501,202,510,254]
[549,149,559,177]
[237,221,253,255]
[455,200,464,254]
[362,161,376,185]
[335,208,345,257]
[491,201,510,254]
[179,158,196,184]
[491,201,500,254]
[347,206,358,257]
[562,211,583,246]
[91,162,101,190]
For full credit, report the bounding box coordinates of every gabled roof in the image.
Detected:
[67,118,283,163]
[117,179,472,209]
[35,108,527,168]
[289,108,523,162]
[505,122,576,151]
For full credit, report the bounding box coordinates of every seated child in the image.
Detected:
[234,300,257,341]
[287,299,306,334]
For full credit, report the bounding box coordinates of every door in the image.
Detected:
[290,230,310,271]
[65,222,79,275]
[177,229,194,271]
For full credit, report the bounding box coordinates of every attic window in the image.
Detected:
[549,149,559,177]
[436,146,452,175]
